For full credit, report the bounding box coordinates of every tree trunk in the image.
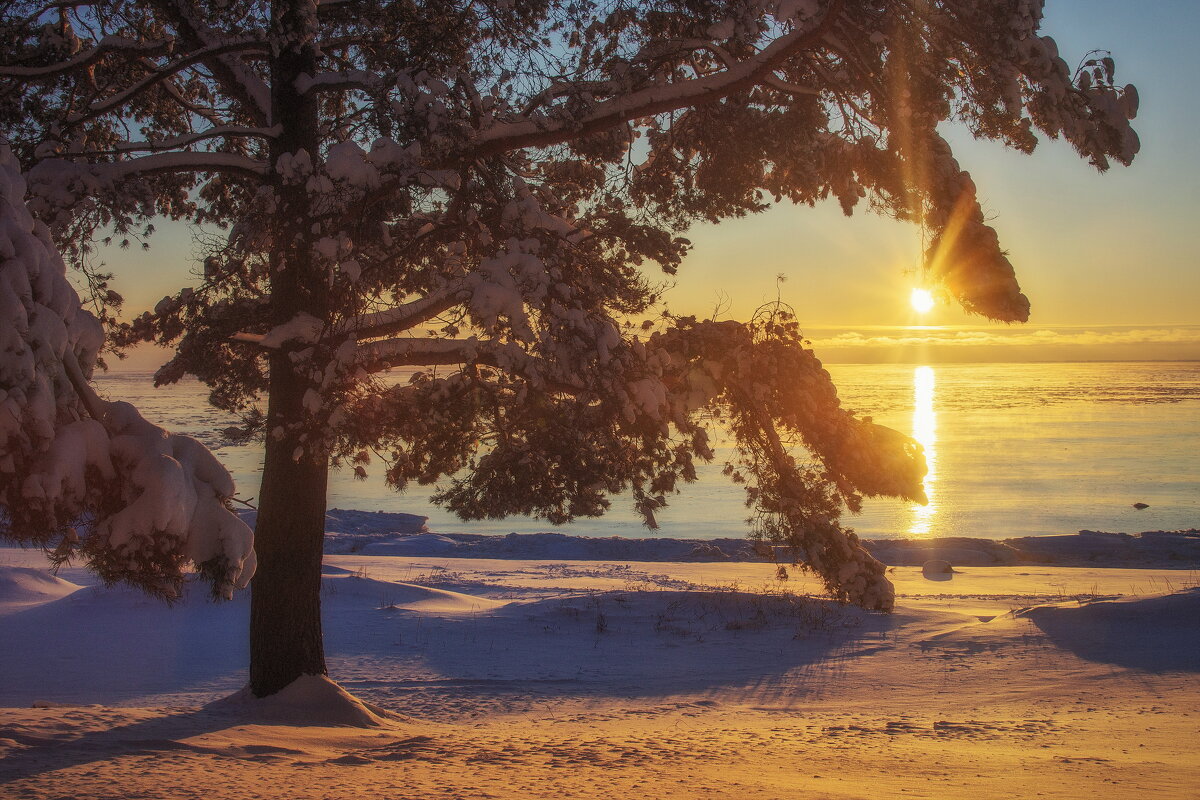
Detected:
[249,0,327,698]
[249,398,329,696]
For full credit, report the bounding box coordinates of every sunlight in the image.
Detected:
[910,287,935,314]
[909,365,937,536]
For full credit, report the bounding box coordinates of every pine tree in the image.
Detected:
[0,0,1138,697]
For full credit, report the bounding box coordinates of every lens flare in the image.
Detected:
[910,287,935,314]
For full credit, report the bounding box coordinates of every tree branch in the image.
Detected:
[346,289,471,340]
[467,0,843,160]
[356,337,587,396]
[66,124,279,156]
[0,35,172,78]
[145,0,271,125]
[295,69,387,96]
[97,151,268,180]
[66,39,270,125]
[61,348,107,422]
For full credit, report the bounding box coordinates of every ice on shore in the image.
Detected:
[234,509,1200,569]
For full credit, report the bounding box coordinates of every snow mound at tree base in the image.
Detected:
[0,566,81,606]
[210,675,407,728]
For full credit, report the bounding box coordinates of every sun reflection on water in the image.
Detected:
[910,365,937,536]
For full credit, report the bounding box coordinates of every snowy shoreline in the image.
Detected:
[4,530,1198,799]
[232,508,1200,568]
[2,551,1198,799]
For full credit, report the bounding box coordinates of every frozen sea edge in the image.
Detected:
[236,509,1200,569]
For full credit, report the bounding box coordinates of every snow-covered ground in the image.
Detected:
[1,532,1198,799]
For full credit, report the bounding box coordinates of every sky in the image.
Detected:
[102,0,1200,369]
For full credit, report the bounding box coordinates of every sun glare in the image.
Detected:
[909,365,937,537]
[910,287,935,314]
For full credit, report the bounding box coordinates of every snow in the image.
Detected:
[211,675,398,728]
[0,544,1197,798]
[1,146,255,599]
[0,566,80,607]
[1016,588,1200,672]
[255,312,325,349]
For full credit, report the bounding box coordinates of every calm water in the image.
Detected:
[93,362,1200,541]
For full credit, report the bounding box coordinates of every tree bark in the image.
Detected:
[249,0,328,698]
[249,404,329,696]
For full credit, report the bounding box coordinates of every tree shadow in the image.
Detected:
[0,583,249,707]
[324,589,904,706]
[2,575,904,733]
[0,705,242,786]
[1018,588,1200,673]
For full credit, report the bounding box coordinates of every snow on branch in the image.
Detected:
[356,337,483,368]
[0,34,173,78]
[66,125,281,157]
[72,151,268,182]
[345,289,471,340]
[232,291,472,351]
[127,150,265,178]
[0,146,254,600]
[355,337,586,396]
[295,70,388,96]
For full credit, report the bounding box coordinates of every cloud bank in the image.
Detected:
[805,325,1200,363]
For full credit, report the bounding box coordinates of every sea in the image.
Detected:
[94,361,1200,542]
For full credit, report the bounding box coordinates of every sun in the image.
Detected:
[910,287,935,314]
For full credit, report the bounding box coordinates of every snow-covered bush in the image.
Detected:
[0,147,253,599]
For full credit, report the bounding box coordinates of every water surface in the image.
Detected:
[94,361,1200,540]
